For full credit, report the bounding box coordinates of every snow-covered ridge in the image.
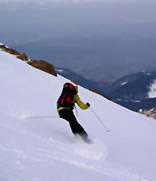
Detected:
[148,79,156,98]
[120,81,128,86]
[0,48,156,181]
[56,68,64,73]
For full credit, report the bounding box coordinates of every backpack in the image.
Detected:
[57,83,77,109]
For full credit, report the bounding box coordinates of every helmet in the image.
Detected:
[63,82,78,94]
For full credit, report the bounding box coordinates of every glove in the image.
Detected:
[86,102,90,107]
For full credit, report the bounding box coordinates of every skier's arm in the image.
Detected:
[75,94,89,110]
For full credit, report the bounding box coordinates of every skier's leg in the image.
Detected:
[69,113,88,137]
[59,109,88,137]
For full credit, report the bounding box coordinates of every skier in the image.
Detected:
[57,82,90,140]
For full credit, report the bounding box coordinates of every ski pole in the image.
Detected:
[23,115,59,119]
[74,105,79,117]
[90,107,111,132]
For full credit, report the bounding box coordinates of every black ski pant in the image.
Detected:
[58,109,88,137]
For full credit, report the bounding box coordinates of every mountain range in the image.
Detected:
[106,71,156,110]
[55,68,156,111]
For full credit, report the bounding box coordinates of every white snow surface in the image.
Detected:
[120,81,128,86]
[0,49,156,181]
[148,79,156,98]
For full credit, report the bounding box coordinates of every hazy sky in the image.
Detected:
[1,0,156,82]
[0,0,139,3]
[1,0,156,46]
[0,0,155,4]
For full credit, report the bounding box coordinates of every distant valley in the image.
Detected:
[11,32,156,83]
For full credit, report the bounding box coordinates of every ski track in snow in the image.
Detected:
[0,141,151,181]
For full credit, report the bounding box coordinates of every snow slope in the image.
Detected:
[0,48,156,181]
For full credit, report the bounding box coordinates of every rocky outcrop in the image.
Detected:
[139,107,156,120]
[0,45,28,61]
[0,44,57,76]
[17,53,28,61]
[28,60,57,76]
[0,45,20,56]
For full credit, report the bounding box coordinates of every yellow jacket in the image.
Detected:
[57,94,89,112]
